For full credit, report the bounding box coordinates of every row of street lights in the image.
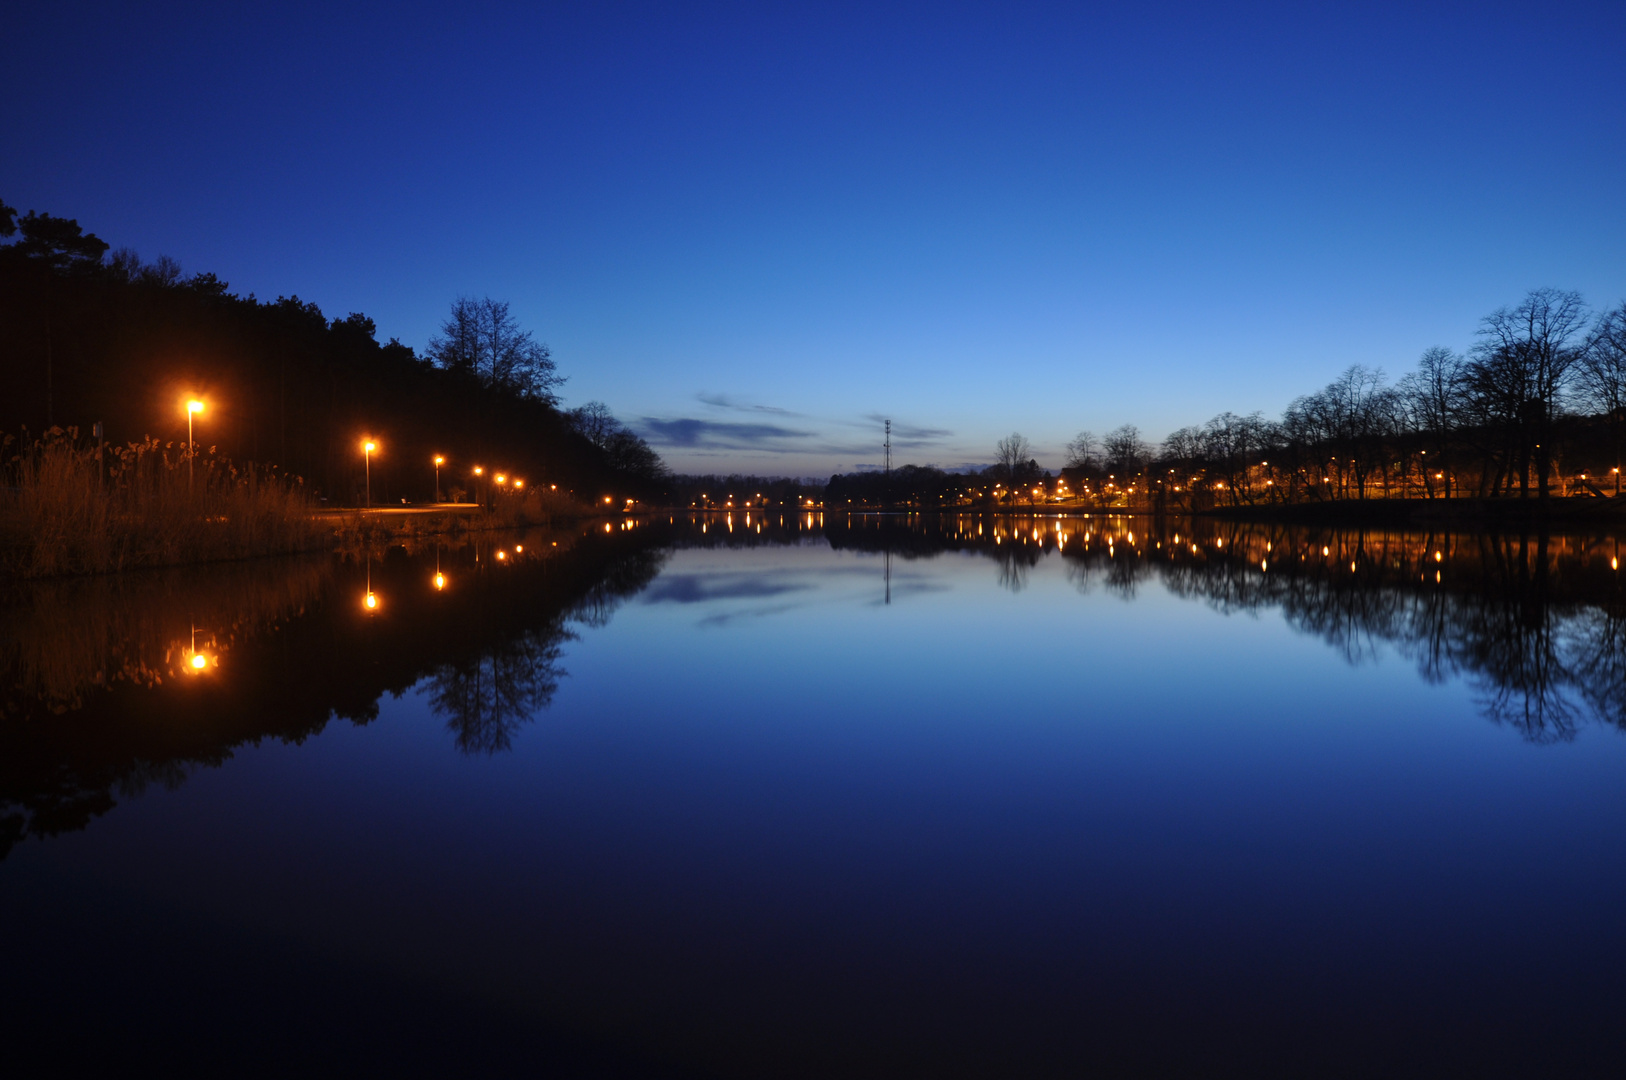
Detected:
[179,399,535,506]
[366,441,538,507]
[176,397,607,508]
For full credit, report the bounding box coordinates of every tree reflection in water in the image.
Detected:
[822,512,1626,745]
[0,524,666,855]
[425,621,573,754]
[6,511,1626,856]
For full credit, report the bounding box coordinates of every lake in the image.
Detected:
[4,513,1626,1076]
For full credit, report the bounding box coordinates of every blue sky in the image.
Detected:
[6,1,1624,475]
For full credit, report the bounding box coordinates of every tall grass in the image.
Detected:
[0,428,327,577]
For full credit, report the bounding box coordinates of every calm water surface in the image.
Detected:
[5,514,1626,1076]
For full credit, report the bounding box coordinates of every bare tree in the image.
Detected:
[428,296,564,403]
[1469,288,1589,498]
[1579,302,1626,480]
[994,432,1033,481]
[567,401,669,483]
[1103,424,1149,479]
[567,401,617,448]
[1160,425,1204,498]
[1200,412,1273,504]
[1399,346,1467,497]
[1064,430,1099,471]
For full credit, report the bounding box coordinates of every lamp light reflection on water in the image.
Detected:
[434,573,446,590]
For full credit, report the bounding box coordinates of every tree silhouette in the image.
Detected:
[1469,288,1590,498]
[428,296,563,403]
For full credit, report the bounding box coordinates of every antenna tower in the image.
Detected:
[884,418,891,478]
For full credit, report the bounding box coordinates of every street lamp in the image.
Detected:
[363,439,377,507]
[185,399,204,491]
[434,455,445,502]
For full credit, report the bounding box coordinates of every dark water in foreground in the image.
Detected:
[5,513,1626,1077]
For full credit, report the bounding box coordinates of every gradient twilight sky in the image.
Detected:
[5,2,1624,475]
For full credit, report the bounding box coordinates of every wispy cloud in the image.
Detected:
[697,393,803,417]
[639,400,959,466]
[637,416,892,456]
[639,418,814,449]
[860,413,954,444]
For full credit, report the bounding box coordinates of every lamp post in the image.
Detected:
[434,455,445,503]
[186,399,204,492]
[473,465,484,508]
[363,440,377,508]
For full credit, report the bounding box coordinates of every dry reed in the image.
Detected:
[0,428,328,577]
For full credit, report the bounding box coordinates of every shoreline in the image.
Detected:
[662,500,1626,530]
[1198,496,1626,528]
[0,503,610,581]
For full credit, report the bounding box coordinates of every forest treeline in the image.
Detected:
[825,289,1626,509]
[0,198,666,505]
[1098,287,1626,506]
